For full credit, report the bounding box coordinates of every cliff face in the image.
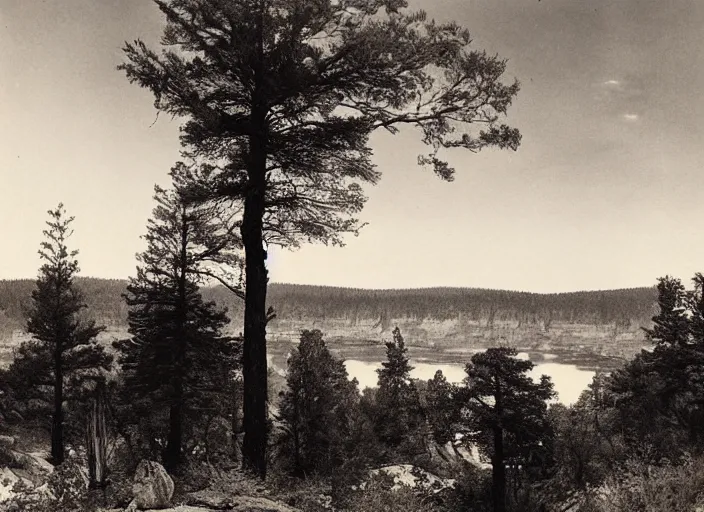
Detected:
[267,316,647,360]
[261,283,656,361]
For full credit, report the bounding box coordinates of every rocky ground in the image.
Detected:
[0,424,470,512]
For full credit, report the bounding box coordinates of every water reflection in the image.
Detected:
[343,355,595,406]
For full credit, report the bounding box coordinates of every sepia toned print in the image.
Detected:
[2,1,704,511]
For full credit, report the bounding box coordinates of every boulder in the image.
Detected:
[13,451,55,478]
[0,435,15,447]
[132,460,174,510]
[132,508,225,512]
[150,508,211,512]
[1,450,54,487]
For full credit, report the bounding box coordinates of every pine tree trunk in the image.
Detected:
[492,426,506,512]
[163,313,185,470]
[87,380,108,488]
[164,395,183,471]
[493,376,506,512]
[240,170,268,478]
[292,393,301,474]
[52,348,64,465]
[241,2,269,479]
[164,215,189,472]
[231,390,240,461]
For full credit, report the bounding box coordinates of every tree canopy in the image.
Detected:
[122,0,521,239]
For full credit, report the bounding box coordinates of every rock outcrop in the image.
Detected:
[424,439,491,471]
[0,466,32,502]
[132,460,174,510]
[0,446,54,499]
[186,489,234,509]
[227,496,300,511]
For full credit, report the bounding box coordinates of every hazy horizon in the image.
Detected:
[3,0,704,293]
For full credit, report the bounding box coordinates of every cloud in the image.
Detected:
[594,78,649,123]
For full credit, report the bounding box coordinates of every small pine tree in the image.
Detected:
[12,204,112,464]
[425,369,457,446]
[277,329,360,477]
[644,276,691,347]
[374,327,424,458]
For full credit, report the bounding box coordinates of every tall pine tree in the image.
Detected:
[12,204,112,464]
[120,0,521,476]
[118,185,241,471]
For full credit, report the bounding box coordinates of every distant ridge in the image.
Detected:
[269,281,656,296]
[0,278,659,338]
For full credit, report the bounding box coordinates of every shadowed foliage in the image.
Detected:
[115,185,241,471]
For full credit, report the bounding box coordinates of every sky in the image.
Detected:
[2,0,704,293]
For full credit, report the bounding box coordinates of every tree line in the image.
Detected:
[2,201,555,511]
[275,327,555,512]
[0,278,128,337]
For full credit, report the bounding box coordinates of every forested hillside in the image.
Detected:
[0,278,657,339]
[260,284,657,326]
